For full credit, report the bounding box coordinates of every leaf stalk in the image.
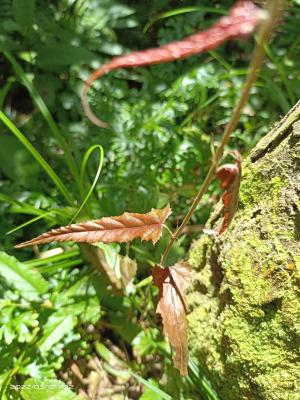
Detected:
[160,0,285,266]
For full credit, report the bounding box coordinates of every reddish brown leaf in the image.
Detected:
[82,1,263,127]
[152,261,191,375]
[15,205,171,248]
[216,150,242,235]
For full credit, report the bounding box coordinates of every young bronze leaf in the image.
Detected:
[152,261,191,375]
[216,150,242,235]
[15,205,171,248]
[82,1,263,127]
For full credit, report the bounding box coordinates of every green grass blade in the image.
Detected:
[0,371,12,400]
[95,342,171,399]
[0,110,74,204]
[130,371,172,400]
[0,78,15,109]
[6,212,52,235]
[25,249,80,267]
[37,258,83,273]
[264,44,295,106]
[144,6,226,33]
[70,144,104,223]
[180,93,219,127]
[259,77,290,114]
[188,359,220,400]
[209,50,232,71]
[0,193,49,217]
[3,51,81,190]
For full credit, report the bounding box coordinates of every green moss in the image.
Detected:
[189,235,213,269]
[187,132,300,399]
[239,161,287,209]
[188,230,300,399]
[295,256,300,274]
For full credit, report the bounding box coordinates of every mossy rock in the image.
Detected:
[188,102,300,400]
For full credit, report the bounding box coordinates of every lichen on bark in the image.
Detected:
[188,101,300,400]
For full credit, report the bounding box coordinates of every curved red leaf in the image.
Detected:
[82,1,262,127]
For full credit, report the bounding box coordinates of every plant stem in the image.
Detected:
[161,0,284,266]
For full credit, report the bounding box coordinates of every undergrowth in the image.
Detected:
[0,0,299,399]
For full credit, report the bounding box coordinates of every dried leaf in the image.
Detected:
[15,205,171,248]
[152,261,191,375]
[80,243,137,296]
[216,150,242,235]
[120,255,137,289]
[87,242,137,293]
[82,0,263,127]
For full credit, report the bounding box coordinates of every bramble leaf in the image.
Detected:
[15,205,171,248]
[0,251,48,300]
[38,312,77,355]
[152,261,191,375]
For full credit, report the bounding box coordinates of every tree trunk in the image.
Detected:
[188,101,300,400]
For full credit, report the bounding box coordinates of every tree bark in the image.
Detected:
[188,101,300,400]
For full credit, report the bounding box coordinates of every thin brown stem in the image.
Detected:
[161,0,284,266]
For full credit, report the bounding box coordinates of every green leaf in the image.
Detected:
[37,44,96,67]
[0,307,39,344]
[139,379,163,400]
[60,275,95,299]
[55,298,101,325]
[20,378,78,400]
[107,311,140,343]
[0,134,40,184]
[12,0,35,31]
[38,313,77,355]
[132,328,169,356]
[0,252,48,300]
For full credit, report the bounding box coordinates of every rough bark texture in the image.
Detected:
[188,101,300,400]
